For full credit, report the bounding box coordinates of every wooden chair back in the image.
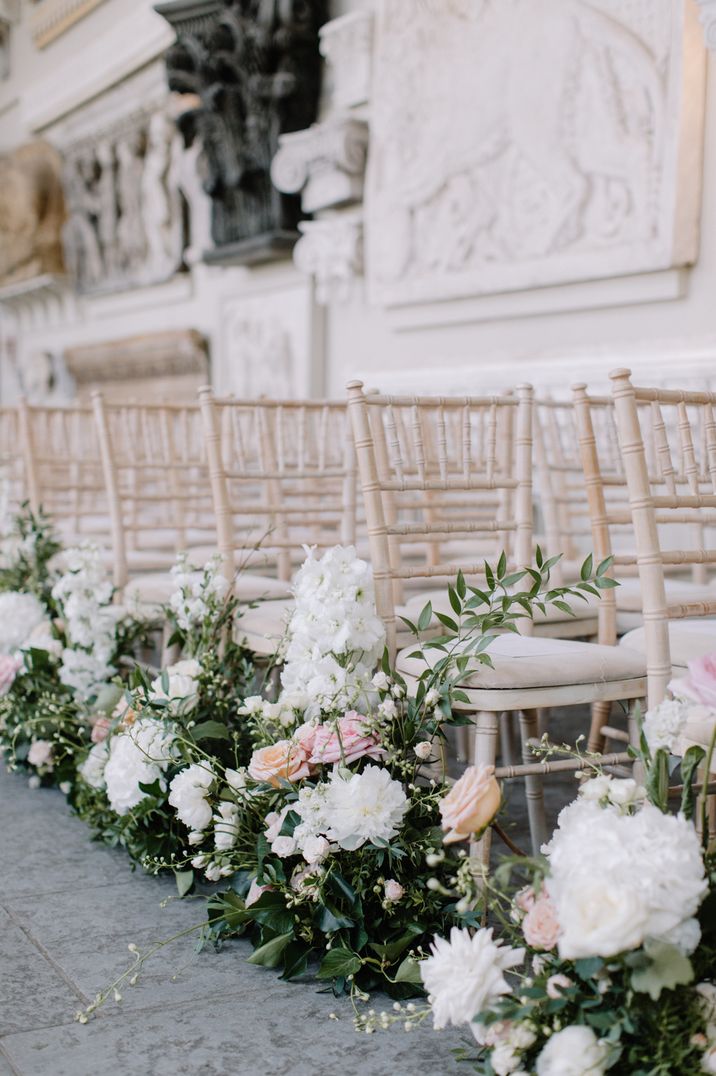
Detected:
[199,389,358,583]
[92,393,212,590]
[0,407,27,518]
[347,381,533,659]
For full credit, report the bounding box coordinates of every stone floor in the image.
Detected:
[0,708,587,1076]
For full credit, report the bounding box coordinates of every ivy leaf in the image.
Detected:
[630,939,694,1000]
[247,932,294,968]
[190,720,230,742]
[174,869,194,898]
[394,955,423,984]
[316,947,362,980]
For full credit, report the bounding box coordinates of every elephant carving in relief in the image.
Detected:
[0,141,66,287]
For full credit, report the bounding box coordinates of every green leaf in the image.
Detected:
[680,745,707,819]
[394,955,423,984]
[417,602,433,632]
[580,554,593,581]
[631,939,694,1000]
[247,932,294,968]
[496,551,507,580]
[448,585,461,616]
[190,720,230,742]
[316,904,354,933]
[573,957,603,981]
[316,946,362,980]
[456,570,466,599]
[174,869,195,898]
[646,748,670,812]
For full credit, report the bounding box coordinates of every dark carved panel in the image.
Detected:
[155,0,326,265]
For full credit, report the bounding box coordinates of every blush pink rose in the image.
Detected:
[670,652,716,707]
[90,716,112,744]
[248,739,312,786]
[439,764,501,844]
[293,722,318,755]
[384,879,404,903]
[308,712,385,766]
[515,886,536,915]
[522,891,560,951]
[0,654,21,697]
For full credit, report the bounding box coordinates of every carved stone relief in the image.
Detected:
[318,9,373,112]
[365,0,707,306]
[0,0,18,79]
[293,215,363,304]
[220,281,318,397]
[271,116,369,213]
[29,0,107,49]
[0,141,66,287]
[64,329,209,402]
[157,0,326,265]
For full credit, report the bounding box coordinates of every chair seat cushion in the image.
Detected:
[619,620,716,670]
[614,577,716,613]
[396,633,646,690]
[125,571,291,607]
[402,587,599,626]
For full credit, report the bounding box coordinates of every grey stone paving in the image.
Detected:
[0,706,588,1076]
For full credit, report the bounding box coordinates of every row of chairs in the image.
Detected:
[3,372,716,857]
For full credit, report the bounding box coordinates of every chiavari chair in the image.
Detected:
[0,406,28,519]
[347,380,646,861]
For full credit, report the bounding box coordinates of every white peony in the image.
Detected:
[421,927,525,1030]
[0,591,46,653]
[79,740,110,790]
[545,798,707,959]
[213,800,240,851]
[322,765,408,851]
[149,658,201,712]
[535,1025,609,1075]
[643,697,689,754]
[104,717,179,815]
[168,763,215,831]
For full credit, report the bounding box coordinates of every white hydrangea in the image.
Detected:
[421,926,525,1030]
[79,740,110,790]
[0,591,46,653]
[168,554,229,635]
[168,763,215,831]
[149,658,201,712]
[545,797,707,960]
[279,546,385,717]
[535,1025,610,1076]
[104,717,179,815]
[642,697,690,754]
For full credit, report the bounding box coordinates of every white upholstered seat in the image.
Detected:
[619,619,716,671]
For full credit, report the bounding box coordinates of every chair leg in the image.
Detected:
[520,708,549,855]
[588,700,611,753]
[455,723,470,764]
[469,710,499,876]
[160,623,180,668]
[499,711,519,767]
[628,700,646,785]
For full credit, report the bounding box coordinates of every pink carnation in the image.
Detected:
[670,652,716,708]
[0,653,21,697]
[308,711,384,766]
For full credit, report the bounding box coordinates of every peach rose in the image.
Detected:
[439,764,501,844]
[309,712,385,766]
[523,891,560,951]
[248,739,311,786]
[90,716,112,744]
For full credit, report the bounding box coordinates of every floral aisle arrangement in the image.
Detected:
[73,554,257,875]
[185,545,610,996]
[366,742,716,1072]
[0,513,147,790]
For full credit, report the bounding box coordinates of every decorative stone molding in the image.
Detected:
[0,142,66,287]
[293,215,363,304]
[157,0,326,266]
[271,117,369,213]
[64,329,209,401]
[695,0,716,48]
[319,10,374,111]
[29,0,107,49]
[0,0,19,80]
[366,0,707,309]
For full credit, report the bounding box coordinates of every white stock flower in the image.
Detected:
[0,591,46,653]
[59,648,115,700]
[79,740,110,790]
[421,927,525,1030]
[546,798,707,959]
[168,554,229,634]
[149,659,201,712]
[321,765,408,851]
[168,763,215,831]
[213,800,240,851]
[23,619,62,659]
[104,717,179,815]
[643,697,689,754]
[535,1025,609,1075]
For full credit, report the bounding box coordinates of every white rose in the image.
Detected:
[302,835,331,865]
[224,768,246,791]
[535,1025,609,1076]
[272,835,298,858]
[414,740,433,760]
[27,739,53,769]
[371,671,390,691]
[578,775,612,802]
[424,688,440,707]
[150,659,201,712]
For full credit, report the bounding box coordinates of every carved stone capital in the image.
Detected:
[319,10,374,111]
[293,215,363,304]
[695,0,716,49]
[271,116,369,213]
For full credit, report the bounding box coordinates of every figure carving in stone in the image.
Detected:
[142,112,183,279]
[116,130,147,273]
[158,0,326,261]
[0,141,66,286]
[62,149,105,289]
[366,0,704,305]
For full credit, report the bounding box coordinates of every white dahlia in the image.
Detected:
[323,764,408,850]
